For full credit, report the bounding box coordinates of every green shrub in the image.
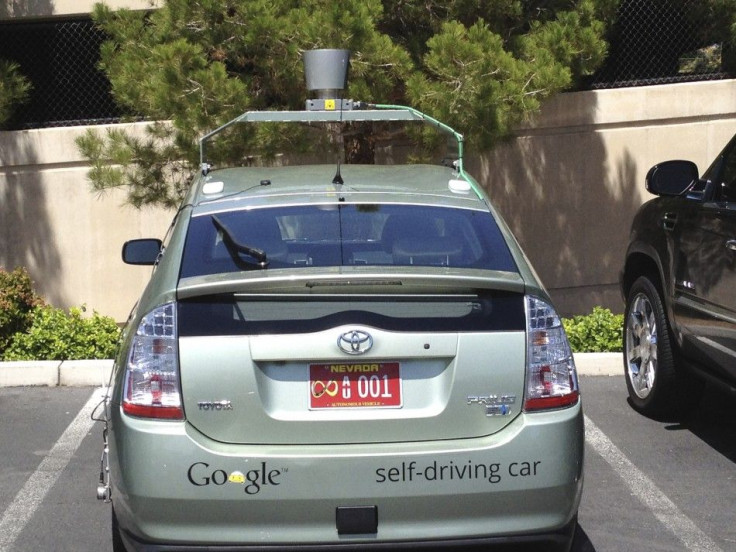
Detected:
[0,267,44,355]
[3,305,120,361]
[562,307,624,353]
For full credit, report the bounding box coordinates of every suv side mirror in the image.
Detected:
[122,239,162,265]
[645,160,699,197]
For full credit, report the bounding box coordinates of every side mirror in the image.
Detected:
[645,160,699,197]
[122,239,162,265]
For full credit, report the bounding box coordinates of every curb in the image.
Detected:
[0,359,113,388]
[0,354,620,388]
[574,352,622,377]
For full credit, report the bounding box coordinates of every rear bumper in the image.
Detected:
[110,403,583,549]
[120,516,577,552]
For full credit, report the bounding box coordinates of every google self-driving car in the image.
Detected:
[98,49,583,551]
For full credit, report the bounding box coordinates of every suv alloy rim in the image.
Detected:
[626,292,658,399]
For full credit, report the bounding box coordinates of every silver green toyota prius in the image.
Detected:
[99,51,582,552]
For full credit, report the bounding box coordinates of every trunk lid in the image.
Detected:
[178,276,527,445]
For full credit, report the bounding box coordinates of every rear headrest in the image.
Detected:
[381,214,440,251]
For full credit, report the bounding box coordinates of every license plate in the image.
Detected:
[309,362,402,409]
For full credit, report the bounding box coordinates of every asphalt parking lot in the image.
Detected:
[0,376,734,552]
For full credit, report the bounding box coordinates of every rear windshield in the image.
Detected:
[180,204,517,278]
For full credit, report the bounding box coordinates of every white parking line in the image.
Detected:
[584,415,723,552]
[0,387,106,552]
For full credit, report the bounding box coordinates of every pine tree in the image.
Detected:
[0,60,32,129]
[77,0,618,208]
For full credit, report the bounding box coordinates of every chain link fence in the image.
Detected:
[587,0,734,89]
[0,18,124,130]
[0,2,734,130]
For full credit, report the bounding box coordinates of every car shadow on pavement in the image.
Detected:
[571,524,597,552]
[664,382,736,462]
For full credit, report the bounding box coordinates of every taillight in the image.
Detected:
[524,296,579,412]
[122,303,183,419]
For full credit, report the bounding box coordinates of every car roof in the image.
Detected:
[188,164,488,214]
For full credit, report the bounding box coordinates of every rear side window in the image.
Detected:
[180,204,517,278]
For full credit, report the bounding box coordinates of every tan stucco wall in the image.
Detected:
[469,79,736,316]
[1,1,157,19]
[0,123,172,321]
[1,80,736,321]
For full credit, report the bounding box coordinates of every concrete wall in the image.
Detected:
[469,79,736,316]
[1,1,156,19]
[1,80,735,321]
[0,123,172,321]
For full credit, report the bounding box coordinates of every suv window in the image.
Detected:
[704,137,736,203]
[720,146,736,203]
[180,204,517,278]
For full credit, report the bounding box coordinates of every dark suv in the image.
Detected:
[621,133,736,417]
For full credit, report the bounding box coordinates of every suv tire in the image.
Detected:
[623,276,688,418]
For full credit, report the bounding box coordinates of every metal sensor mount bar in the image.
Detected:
[198,104,466,180]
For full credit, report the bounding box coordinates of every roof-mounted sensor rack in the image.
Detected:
[198,49,469,189]
[199,105,465,174]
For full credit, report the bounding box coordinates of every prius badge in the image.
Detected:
[467,394,516,417]
[337,330,373,355]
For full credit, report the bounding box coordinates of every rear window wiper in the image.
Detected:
[211,215,269,269]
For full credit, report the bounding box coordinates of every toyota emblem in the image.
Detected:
[337,330,373,355]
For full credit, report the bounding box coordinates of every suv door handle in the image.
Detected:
[662,213,678,231]
[727,240,736,252]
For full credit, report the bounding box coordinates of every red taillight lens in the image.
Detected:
[524,296,579,412]
[122,303,183,420]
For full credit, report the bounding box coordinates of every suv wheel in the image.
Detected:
[624,276,686,417]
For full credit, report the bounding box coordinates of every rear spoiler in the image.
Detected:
[177,268,525,300]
